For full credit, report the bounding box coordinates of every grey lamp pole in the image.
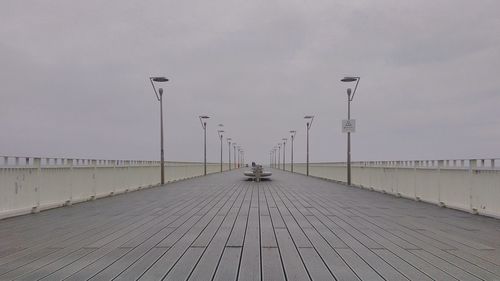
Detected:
[273,148,277,168]
[304,115,315,176]
[237,148,241,168]
[341,76,360,186]
[227,138,232,171]
[239,148,243,167]
[277,143,281,170]
[282,138,287,171]
[199,115,210,175]
[233,143,237,169]
[149,76,169,185]
[217,127,224,172]
[290,130,296,173]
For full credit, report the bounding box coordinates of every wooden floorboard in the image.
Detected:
[1,169,500,280]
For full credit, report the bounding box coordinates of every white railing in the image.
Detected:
[0,156,230,219]
[285,158,500,219]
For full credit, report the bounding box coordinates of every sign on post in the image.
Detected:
[342,119,356,133]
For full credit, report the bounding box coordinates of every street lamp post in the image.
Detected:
[149,76,169,184]
[237,147,241,168]
[277,143,281,170]
[290,130,296,173]
[304,115,315,176]
[273,147,277,168]
[199,115,210,175]
[217,126,224,173]
[341,76,360,186]
[227,138,232,171]
[282,138,287,171]
[233,143,237,169]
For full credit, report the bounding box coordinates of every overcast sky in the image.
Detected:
[1,0,499,164]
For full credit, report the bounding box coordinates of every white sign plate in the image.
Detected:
[342,119,356,133]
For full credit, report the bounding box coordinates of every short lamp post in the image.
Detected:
[199,115,210,175]
[289,130,296,173]
[149,76,169,184]
[282,138,287,171]
[217,125,224,172]
[341,76,360,186]
[304,115,315,176]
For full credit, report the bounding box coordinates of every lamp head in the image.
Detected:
[199,115,210,119]
[151,77,169,82]
[304,115,314,119]
[341,77,358,82]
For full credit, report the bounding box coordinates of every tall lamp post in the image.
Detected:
[227,138,232,171]
[217,125,224,172]
[237,147,241,168]
[289,130,296,173]
[274,147,278,168]
[199,115,210,175]
[304,115,315,176]
[149,76,169,184]
[277,143,281,170]
[233,143,237,169]
[341,76,360,186]
[282,138,287,171]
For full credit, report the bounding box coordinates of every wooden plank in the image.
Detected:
[298,247,335,281]
[188,186,246,281]
[113,248,168,281]
[64,248,130,281]
[212,247,241,281]
[15,248,94,281]
[163,247,205,281]
[410,249,482,281]
[261,247,285,281]
[336,248,384,281]
[372,249,433,281]
[447,249,500,277]
[302,228,359,280]
[239,189,261,281]
[139,185,238,280]
[274,228,310,281]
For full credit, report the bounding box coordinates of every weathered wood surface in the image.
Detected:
[1,169,499,280]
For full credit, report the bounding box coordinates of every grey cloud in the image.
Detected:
[1,0,499,164]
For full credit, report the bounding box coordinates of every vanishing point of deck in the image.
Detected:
[1,169,500,280]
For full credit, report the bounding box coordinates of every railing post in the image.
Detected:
[32,157,41,213]
[91,159,97,200]
[112,160,117,195]
[469,159,478,214]
[67,159,73,206]
[437,160,444,207]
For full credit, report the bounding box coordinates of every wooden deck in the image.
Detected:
[1,169,500,281]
